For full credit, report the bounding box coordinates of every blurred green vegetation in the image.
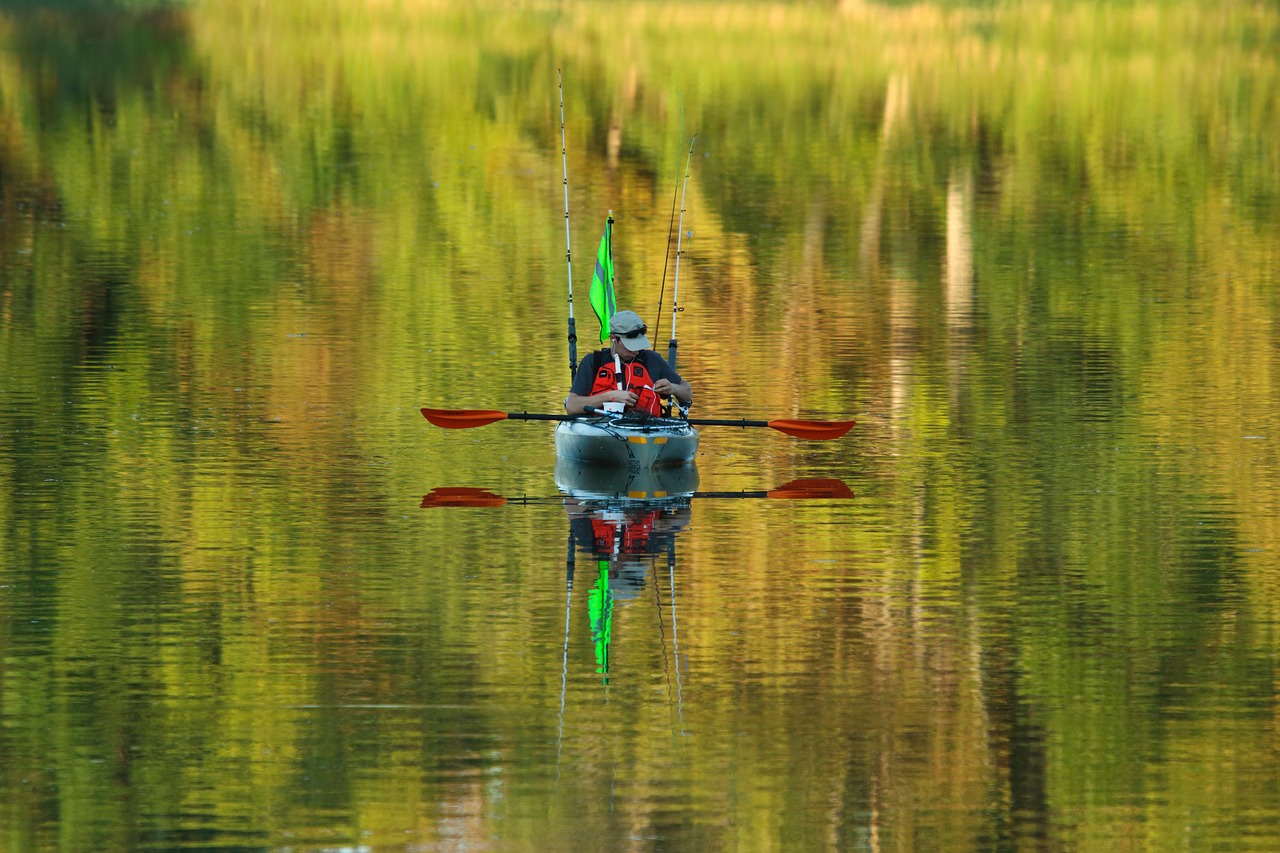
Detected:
[1,0,1278,849]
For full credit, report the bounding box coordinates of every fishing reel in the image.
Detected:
[660,397,691,420]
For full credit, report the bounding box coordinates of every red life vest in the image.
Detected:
[588,350,662,416]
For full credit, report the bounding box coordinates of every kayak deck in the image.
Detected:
[554,415,699,469]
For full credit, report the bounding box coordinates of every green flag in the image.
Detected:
[588,217,616,344]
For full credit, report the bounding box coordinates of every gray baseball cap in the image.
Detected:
[609,310,651,350]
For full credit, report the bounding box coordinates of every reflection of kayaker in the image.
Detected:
[558,461,695,686]
[586,509,661,555]
[566,502,692,685]
[420,468,852,741]
[568,505,692,563]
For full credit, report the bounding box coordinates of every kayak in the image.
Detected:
[553,415,699,469]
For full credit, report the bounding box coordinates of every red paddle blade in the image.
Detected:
[421,408,510,429]
[767,478,855,499]
[421,487,508,508]
[766,419,856,440]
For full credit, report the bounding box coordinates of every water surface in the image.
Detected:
[1,1,1278,850]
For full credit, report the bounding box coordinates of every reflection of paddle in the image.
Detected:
[421,478,853,508]
[420,407,855,440]
[703,478,856,500]
[420,487,508,508]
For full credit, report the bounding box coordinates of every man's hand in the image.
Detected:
[605,389,638,407]
[652,378,691,403]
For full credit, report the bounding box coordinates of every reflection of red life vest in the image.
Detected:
[591,511,660,555]
[589,350,662,416]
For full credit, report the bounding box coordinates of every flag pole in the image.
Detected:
[668,134,697,371]
[558,69,578,380]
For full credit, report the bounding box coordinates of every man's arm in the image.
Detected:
[650,353,692,405]
[565,388,637,416]
[651,376,692,405]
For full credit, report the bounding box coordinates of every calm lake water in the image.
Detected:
[2,1,1279,850]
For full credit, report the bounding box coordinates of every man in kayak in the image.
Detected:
[565,310,693,417]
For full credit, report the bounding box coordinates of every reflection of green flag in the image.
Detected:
[589,217,616,344]
[589,561,613,683]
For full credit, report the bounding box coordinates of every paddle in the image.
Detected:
[421,478,853,508]
[420,408,855,440]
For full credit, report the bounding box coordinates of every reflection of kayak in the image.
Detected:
[554,415,699,469]
[557,458,695,685]
[554,457,698,504]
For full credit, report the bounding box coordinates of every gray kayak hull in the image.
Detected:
[554,417,699,469]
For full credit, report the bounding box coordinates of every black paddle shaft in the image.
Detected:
[507,412,578,422]
[510,410,701,425]
[682,417,769,428]
[576,408,768,429]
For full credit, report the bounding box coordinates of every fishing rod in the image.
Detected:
[558,69,578,380]
[667,134,697,372]
[652,131,684,349]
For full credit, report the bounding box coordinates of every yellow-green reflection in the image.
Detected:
[1,0,1278,850]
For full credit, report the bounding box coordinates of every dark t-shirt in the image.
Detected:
[569,349,686,398]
